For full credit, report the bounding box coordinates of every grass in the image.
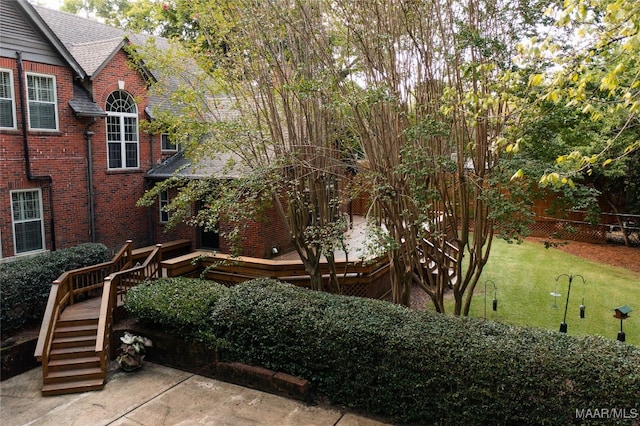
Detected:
[444,238,640,347]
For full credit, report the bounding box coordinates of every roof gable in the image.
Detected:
[27,3,156,83]
[32,4,127,79]
[2,1,85,78]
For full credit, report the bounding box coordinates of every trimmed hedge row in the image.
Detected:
[126,278,640,425]
[124,278,229,343]
[0,244,110,336]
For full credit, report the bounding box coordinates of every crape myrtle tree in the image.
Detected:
[323,0,538,313]
[134,0,355,293]
[128,0,543,313]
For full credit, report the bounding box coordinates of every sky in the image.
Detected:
[30,0,64,10]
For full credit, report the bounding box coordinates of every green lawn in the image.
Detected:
[444,238,640,346]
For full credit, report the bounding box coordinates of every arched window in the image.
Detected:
[106,91,138,169]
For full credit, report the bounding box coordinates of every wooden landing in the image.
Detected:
[60,298,101,322]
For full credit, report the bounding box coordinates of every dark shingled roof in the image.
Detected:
[69,82,107,117]
[33,5,126,78]
[146,151,247,180]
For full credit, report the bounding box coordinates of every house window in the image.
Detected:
[11,189,45,254]
[0,69,16,129]
[26,73,58,131]
[106,90,139,169]
[161,133,178,151]
[159,190,169,223]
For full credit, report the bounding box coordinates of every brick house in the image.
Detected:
[0,0,289,261]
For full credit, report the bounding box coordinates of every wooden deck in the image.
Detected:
[60,298,101,322]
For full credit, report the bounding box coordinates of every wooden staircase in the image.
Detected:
[35,240,192,396]
[420,238,460,288]
[42,298,104,396]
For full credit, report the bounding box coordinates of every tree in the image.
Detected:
[132,0,550,313]
[322,0,538,313]
[61,0,143,27]
[135,0,355,292]
[523,0,640,178]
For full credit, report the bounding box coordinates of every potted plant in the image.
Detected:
[116,332,153,372]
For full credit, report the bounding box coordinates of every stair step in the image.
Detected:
[44,367,104,385]
[54,323,98,338]
[50,345,96,360]
[42,378,104,396]
[57,318,99,328]
[52,335,96,349]
[48,356,101,372]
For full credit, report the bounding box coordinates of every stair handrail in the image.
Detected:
[34,240,133,362]
[96,276,115,375]
[95,244,163,371]
[421,238,459,265]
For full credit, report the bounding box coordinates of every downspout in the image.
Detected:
[148,134,155,245]
[16,51,56,251]
[85,125,96,242]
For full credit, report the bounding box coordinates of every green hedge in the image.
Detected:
[0,243,110,335]
[126,277,640,425]
[124,277,229,343]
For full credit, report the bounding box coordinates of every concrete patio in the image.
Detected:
[0,362,390,426]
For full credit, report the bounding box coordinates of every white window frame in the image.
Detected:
[11,189,46,255]
[0,68,17,130]
[161,133,178,152]
[159,189,169,223]
[25,72,59,131]
[106,90,139,170]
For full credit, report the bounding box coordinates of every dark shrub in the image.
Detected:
[0,243,110,336]
[209,278,640,425]
[124,277,229,344]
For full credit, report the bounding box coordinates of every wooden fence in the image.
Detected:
[528,217,609,244]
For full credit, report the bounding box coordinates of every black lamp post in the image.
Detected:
[614,305,632,342]
[484,280,498,320]
[555,274,586,333]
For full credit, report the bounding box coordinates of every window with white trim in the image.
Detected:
[26,73,58,131]
[0,69,16,129]
[11,189,45,254]
[106,91,139,169]
[159,190,169,223]
[161,133,178,151]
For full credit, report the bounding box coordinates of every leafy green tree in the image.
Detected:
[523,0,640,178]
[134,0,545,314]
[61,0,141,27]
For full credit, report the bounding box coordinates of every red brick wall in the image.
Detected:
[1,50,293,260]
[144,184,291,258]
[0,58,91,258]
[88,50,153,251]
[259,204,291,258]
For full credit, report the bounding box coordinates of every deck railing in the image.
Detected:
[95,244,165,373]
[161,251,391,299]
[34,241,133,373]
[419,238,460,287]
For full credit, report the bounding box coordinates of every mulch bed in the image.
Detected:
[527,237,640,274]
